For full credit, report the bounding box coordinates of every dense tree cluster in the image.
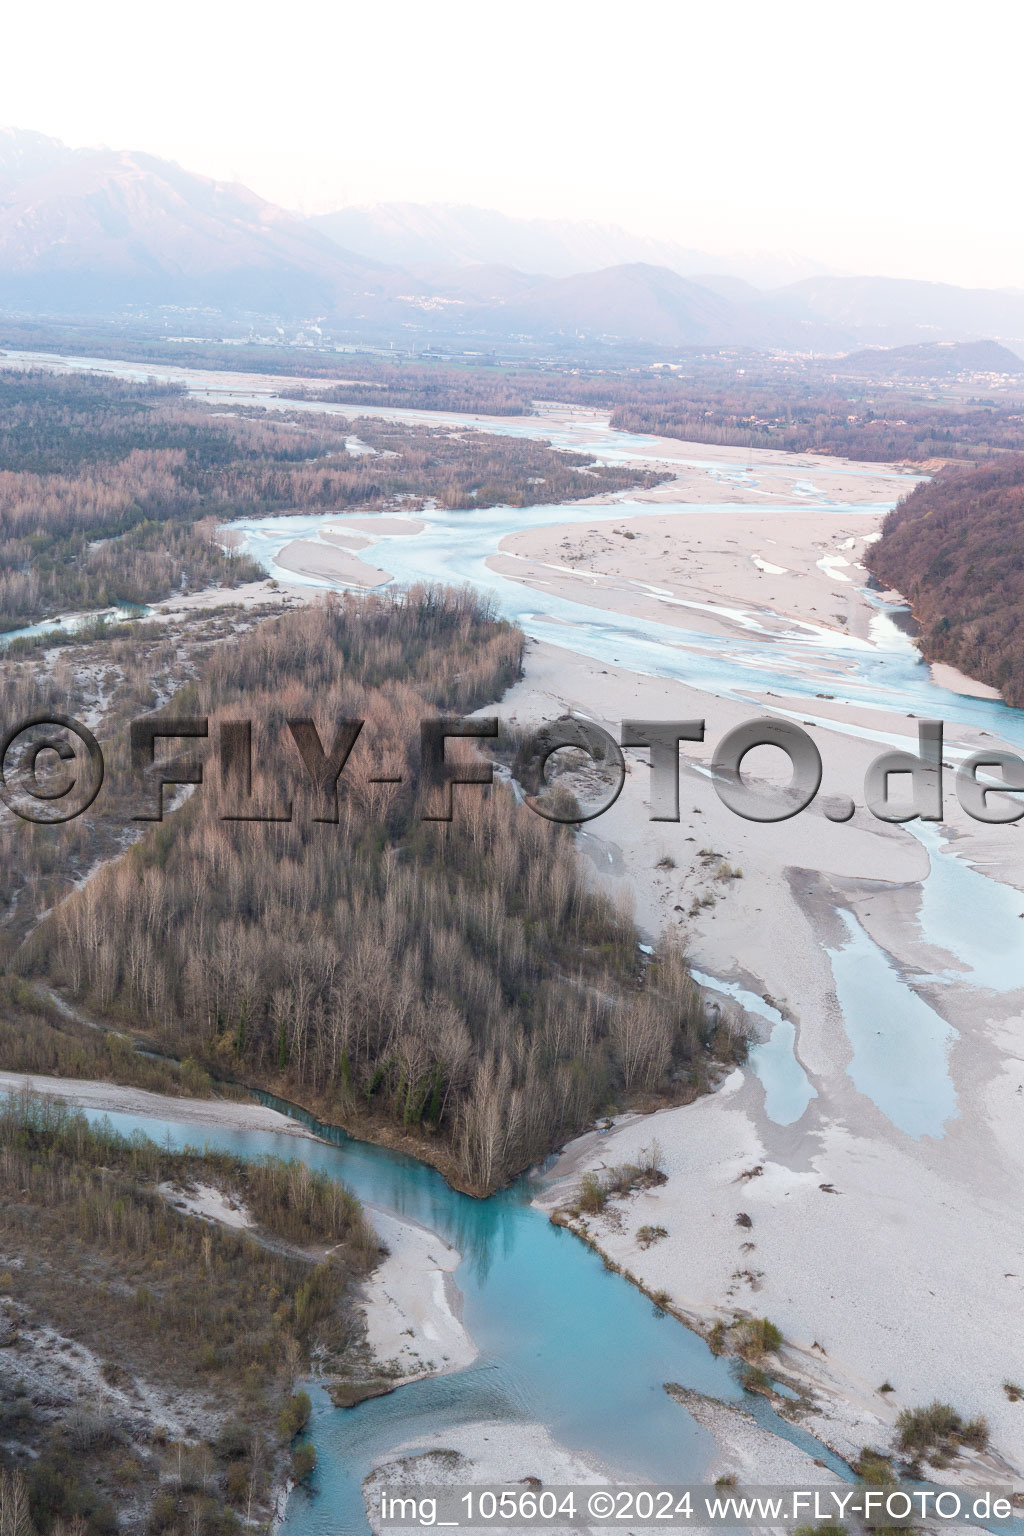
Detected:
[865,455,1024,704]
[201,418,665,512]
[607,386,1024,462]
[0,605,275,953]
[0,978,228,1098]
[27,588,741,1192]
[0,371,665,627]
[283,368,533,415]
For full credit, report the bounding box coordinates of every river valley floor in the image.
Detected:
[3,354,1021,1506]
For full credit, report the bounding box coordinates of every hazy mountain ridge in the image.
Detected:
[777,274,1024,351]
[466,261,844,349]
[496,262,739,344]
[0,129,407,316]
[0,132,820,345]
[0,125,84,192]
[1,128,1024,359]
[310,200,827,288]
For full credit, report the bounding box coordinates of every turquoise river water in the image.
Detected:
[80,1099,849,1535]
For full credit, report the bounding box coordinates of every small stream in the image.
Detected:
[0,601,150,649]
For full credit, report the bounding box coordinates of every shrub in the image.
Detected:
[738,1317,782,1358]
[636,1224,668,1249]
[1004,1381,1022,1403]
[214,1422,251,1461]
[740,1365,772,1395]
[608,1145,667,1193]
[856,1450,896,1487]
[895,1401,988,1459]
[225,1463,249,1504]
[708,1321,728,1356]
[575,1172,608,1215]
[148,1493,179,1534]
[291,1443,317,1483]
[278,1389,312,1441]
[202,1505,243,1536]
[112,1454,144,1486]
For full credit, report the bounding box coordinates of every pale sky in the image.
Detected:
[3,0,1021,288]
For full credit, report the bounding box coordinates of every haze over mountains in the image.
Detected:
[0,127,401,318]
[309,201,827,289]
[3,127,1024,361]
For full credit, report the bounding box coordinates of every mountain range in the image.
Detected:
[2,127,1024,361]
[309,201,826,289]
[0,128,403,317]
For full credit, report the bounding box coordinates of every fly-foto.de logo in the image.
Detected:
[1,711,1021,827]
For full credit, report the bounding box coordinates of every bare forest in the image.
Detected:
[0,358,745,1536]
[19,589,743,1193]
[0,370,666,629]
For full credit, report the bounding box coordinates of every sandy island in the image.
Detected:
[359,1204,476,1385]
[489,510,883,646]
[275,539,391,588]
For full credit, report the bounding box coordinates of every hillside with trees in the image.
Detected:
[865,456,1024,705]
[832,339,1024,381]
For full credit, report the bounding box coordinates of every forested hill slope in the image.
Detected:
[865,456,1024,705]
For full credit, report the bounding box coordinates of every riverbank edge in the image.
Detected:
[531,1157,1023,1492]
[21,1013,742,1200]
[237,1064,745,1199]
